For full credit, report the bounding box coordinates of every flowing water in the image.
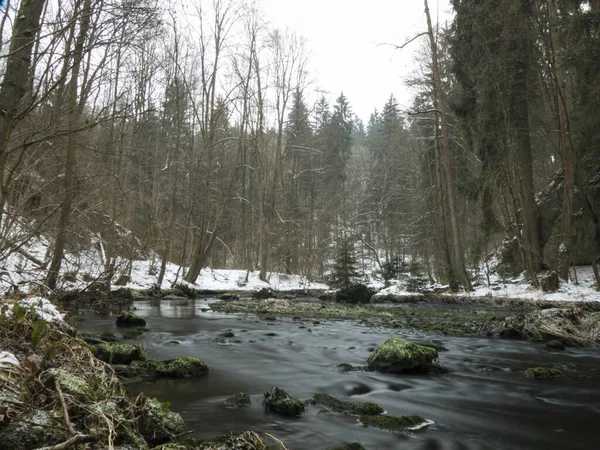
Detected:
[79,298,600,450]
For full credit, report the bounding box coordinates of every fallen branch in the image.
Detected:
[54,378,76,435]
[35,434,98,450]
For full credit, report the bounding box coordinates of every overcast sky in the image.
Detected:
[260,0,454,122]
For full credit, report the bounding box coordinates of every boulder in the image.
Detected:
[94,342,145,365]
[366,338,448,374]
[263,386,305,416]
[139,397,186,446]
[225,392,252,409]
[116,311,147,327]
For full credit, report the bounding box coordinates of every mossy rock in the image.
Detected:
[0,410,69,449]
[310,393,383,416]
[525,367,562,379]
[139,397,186,446]
[225,392,252,408]
[114,357,208,379]
[366,338,447,374]
[116,311,147,327]
[94,342,145,365]
[263,386,305,416]
[545,340,566,350]
[45,368,93,401]
[360,414,431,431]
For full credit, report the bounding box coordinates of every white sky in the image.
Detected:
[260,0,454,122]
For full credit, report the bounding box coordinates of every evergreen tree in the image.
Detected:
[330,237,360,289]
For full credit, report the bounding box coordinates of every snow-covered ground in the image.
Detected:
[0,222,597,300]
[0,227,327,294]
[374,266,600,302]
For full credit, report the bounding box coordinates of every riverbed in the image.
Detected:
[79,298,600,450]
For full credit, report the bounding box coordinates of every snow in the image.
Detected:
[0,222,327,294]
[17,296,66,322]
[0,219,597,301]
[0,351,19,368]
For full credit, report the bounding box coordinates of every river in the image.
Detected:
[79,298,600,450]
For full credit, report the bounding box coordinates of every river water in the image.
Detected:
[79,298,600,450]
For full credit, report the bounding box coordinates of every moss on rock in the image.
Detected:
[263,386,305,416]
[94,342,145,365]
[139,397,186,446]
[45,368,93,401]
[525,367,562,379]
[113,357,208,380]
[359,414,430,431]
[0,410,69,450]
[116,311,147,327]
[310,393,383,416]
[366,338,446,374]
[225,392,252,408]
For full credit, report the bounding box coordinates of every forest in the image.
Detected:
[0,0,599,293]
[1,2,600,450]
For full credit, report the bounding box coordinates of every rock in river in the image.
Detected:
[366,337,448,374]
[263,386,305,416]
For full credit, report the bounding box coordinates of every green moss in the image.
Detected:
[263,386,305,416]
[113,357,208,380]
[94,342,145,365]
[311,393,383,416]
[140,397,186,445]
[116,311,147,327]
[46,368,93,400]
[360,414,430,431]
[525,367,562,379]
[366,338,446,374]
[225,392,252,408]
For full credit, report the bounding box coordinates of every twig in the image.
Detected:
[54,378,76,436]
[264,432,288,450]
[34,434,98,450]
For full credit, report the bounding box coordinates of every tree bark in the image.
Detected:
[424,0,472,291]
[46,0,92,290]
[0,0,46,160]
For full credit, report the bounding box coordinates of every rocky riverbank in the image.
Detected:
[211,295,600,346]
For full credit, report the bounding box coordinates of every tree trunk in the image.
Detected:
[46,0,92,290]
[424,0,472,291]
[0,0,46,159]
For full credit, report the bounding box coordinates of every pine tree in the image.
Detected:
[330,237,360,289]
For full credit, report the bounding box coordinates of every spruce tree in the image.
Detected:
[331,237,360,290]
